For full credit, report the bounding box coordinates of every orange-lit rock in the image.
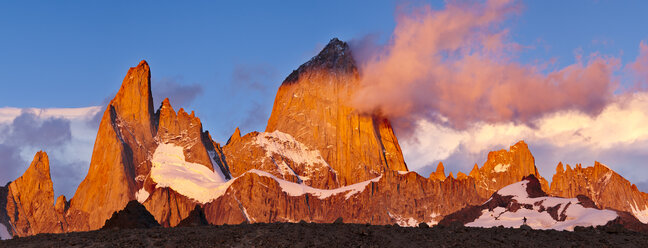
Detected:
[550,161,648,223]
[68,60,156,230]
[223,131,339,189]
[265,38,408,186]
[429,162,446,181]
[3,152,67,236]
[204,170,483,226]
[470,141,549,198]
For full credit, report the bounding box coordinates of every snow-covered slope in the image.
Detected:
[441,175,623,231]
[148,143,378,204]
[150,143,231,204]
[249,169,379,200]
[467,180,617,230]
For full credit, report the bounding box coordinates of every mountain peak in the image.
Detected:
[29,151,50,176]
[226,127,242,145]
[283,38,356,85]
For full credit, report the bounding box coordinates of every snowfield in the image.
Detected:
[631,201,648,224]
[150,143,232,204]
[467,180,618,231]
[149,143,378,204]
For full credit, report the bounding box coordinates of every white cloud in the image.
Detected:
[404,92,648,186]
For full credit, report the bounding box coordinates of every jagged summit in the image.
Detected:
[283,38,356,85]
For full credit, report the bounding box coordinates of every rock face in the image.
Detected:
[223,130,339,189]
[2,152,67,236]
[102,201,160,229]
[550,161,648,223]
[265,38,407,186]
[203,170,483,226]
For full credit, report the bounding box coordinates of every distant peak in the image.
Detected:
[436,162,445,174]
[511,140,528,150]
[226,127,242,145]
[283,37,356,85]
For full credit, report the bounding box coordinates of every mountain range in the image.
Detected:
[1,38,647,239]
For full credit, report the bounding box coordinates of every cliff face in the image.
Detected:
[3,152,67,236]
[223,130,339,189]
[203,170,482,226]
[265,38,408,186]
[550,161,648,223]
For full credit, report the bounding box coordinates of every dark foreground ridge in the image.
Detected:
[3,222,648,247]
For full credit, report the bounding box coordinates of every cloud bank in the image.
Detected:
[0,107,100,197]
[350,0,648,190]
[402,92,648,191]
[352,0,626,129]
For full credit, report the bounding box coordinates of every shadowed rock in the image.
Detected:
[176,205,209,227]
[102,201,160,229]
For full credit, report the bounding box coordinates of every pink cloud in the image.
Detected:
[351,0,623,130]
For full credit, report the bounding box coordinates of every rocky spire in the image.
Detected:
[471,140,549,198]
[283,38,356,85]
[69,60,157,230]
[429,162,446,181]
[226,127,242,145]
[264,38,407,186]
[5,151,67,236]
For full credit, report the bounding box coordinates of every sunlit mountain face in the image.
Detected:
[1,0,648,244]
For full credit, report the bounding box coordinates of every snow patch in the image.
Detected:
[493,163,511,173]
[255,131,332,171]
[427,212,441,226]
[135,188,150,203]
[469,179,618,231]
[398,171,411,175]
[0,223,10,240]
[496,180,529,198]
[388,212,419,227]
[630,201,648,224]
[150,143,231,204]
[248,169,379,200]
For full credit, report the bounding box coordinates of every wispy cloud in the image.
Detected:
[152,77,203,109]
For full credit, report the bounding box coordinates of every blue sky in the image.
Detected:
[1,1,648,196]
[1,1,645,141]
